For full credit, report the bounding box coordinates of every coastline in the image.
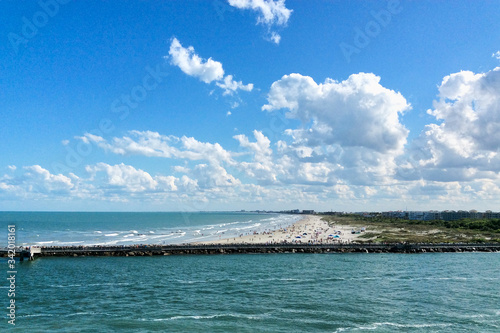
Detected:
[194,215,364,245]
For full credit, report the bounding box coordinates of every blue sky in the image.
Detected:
[1,0,500,212]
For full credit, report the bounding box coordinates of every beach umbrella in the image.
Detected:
[295,236,301,238]
[328,234,334,237]
[302,233,307,235]
[334,235,340,238]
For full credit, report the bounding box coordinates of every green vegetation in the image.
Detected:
[351,215,500,232]
[321,214,500,244]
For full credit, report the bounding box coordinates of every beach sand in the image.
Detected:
[195,215,364,245]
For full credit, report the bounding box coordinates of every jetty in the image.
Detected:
[2,243,500,259]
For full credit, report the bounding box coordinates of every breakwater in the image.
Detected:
[2,243,500,258]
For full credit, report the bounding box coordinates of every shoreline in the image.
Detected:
[194,215,364,245]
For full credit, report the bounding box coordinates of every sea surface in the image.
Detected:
[1,213,499,332]
[2,253,500,332]
[0,212,301,246]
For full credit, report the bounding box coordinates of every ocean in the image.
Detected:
[0,212,302,246]
[1,213,500,332]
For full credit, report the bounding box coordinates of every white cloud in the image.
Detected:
[79,131,237,169]
[262,72,410,186]
[23,165,74,193]
[168,38,253,94]
[192,163,241,188]
[493,51,500,60]
[168,37,224,83]
[86,163,157,193]
[269,31,281,44]
[263,72,410,153]
[156,175,178,191]
[233,130,279,183]
[228,0,292,44]
[84,163,201,196]
[216,75,254,95]
[7,165,16,171]
[403,67,500,181]
[0,165,79,200]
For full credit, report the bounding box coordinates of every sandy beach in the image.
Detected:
[195,215,364,245]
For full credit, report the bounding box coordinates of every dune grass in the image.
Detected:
[321,215,500,243]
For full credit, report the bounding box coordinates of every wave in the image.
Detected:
[19,314,54,318]
[15,213,299,246]
[333,322,453,332]
[148,313,270,321]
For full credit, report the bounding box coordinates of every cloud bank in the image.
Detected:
[3,68,500,211]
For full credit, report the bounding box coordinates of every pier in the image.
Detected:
[2,243,500,259]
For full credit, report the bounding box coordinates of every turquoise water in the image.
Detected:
[4,253,500,332]
[0,212,301,246]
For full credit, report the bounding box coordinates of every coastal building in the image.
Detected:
[484,210,500,219]
[382,211,408,219]
[409,211,440,221]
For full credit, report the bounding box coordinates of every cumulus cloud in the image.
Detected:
[78,131,235,167]
[228,0,292,44]
[233,130,280,183]
[263,72,410,153]
[493,51,500,60]
[168,38,253,95]
[262,72,410,186]
[0,165,77,200]
[216,75,254,95]
[403,67,500,181]
[23,165,74,193]
[192,164,241,188]
[86,163,158,193]
[169,37,224,83]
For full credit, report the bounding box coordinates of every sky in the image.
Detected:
[1,0,500,212]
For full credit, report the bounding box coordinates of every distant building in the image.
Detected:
[382,211,408,219]
[302,210,315,214]
[381,210,500,221]
[408,211,439,221]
